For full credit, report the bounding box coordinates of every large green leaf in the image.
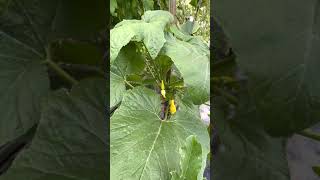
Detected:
[170,135,203,180]
[110,10,174,63]
[215,0,320,135]
[0,0,54,146]
[212,98,290,180]
[162,34,210,105]
[110,43,145,109]
[111,87,209,180]
[0,0,107,146]
[0,78,107,180]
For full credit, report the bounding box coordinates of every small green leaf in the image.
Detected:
[111,87,209,179]
[1,78,108,180]
[170,135,203,180]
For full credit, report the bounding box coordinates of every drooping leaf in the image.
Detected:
[215,0,320,135]
[110,87,209,180]
[110,43,145,109]
[170,135,203,180]
[162,33,210,104]
[212,98,290,180]
[110,10,174,63]
[0,78,108,180]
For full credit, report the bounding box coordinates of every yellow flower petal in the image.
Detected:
[161,80,165,90]
[161,89,166,98]
[170,100,176,114]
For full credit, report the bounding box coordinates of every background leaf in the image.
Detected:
[212,98,290,180]
[0,0,54,146]
[0,78,108,180]
[214,0,320,136]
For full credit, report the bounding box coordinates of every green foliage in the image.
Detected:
[313,166,320,177]
[214,0,320,179]
[170,136,203,180]
[163,33,209,104]
[110,87,209,179]
[0,0,107,178]
[215,0,320,136]
[0,79,107,180]
[110,9,210,179]
[176,0,210,43]
[110,11,174,63]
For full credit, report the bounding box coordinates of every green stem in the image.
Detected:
[124,80,134,89]
[46,60,78,85]
[298,129,320,141]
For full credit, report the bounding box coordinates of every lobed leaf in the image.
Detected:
[110,87,209,180]
[110,10,174,63]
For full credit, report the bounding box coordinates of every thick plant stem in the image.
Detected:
[298,129,320,142]
[46,60,78,85]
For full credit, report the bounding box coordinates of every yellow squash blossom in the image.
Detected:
[169,99,176,114]
[160,80,166,98]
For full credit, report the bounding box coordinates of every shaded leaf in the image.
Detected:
[212,97,290,180]
[313,166,320,177]
[0,78,108,180]
[51,0,107,40]
[215,0,320,135]
[0,0,54,146]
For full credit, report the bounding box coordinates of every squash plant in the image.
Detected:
[110,9,210,179]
